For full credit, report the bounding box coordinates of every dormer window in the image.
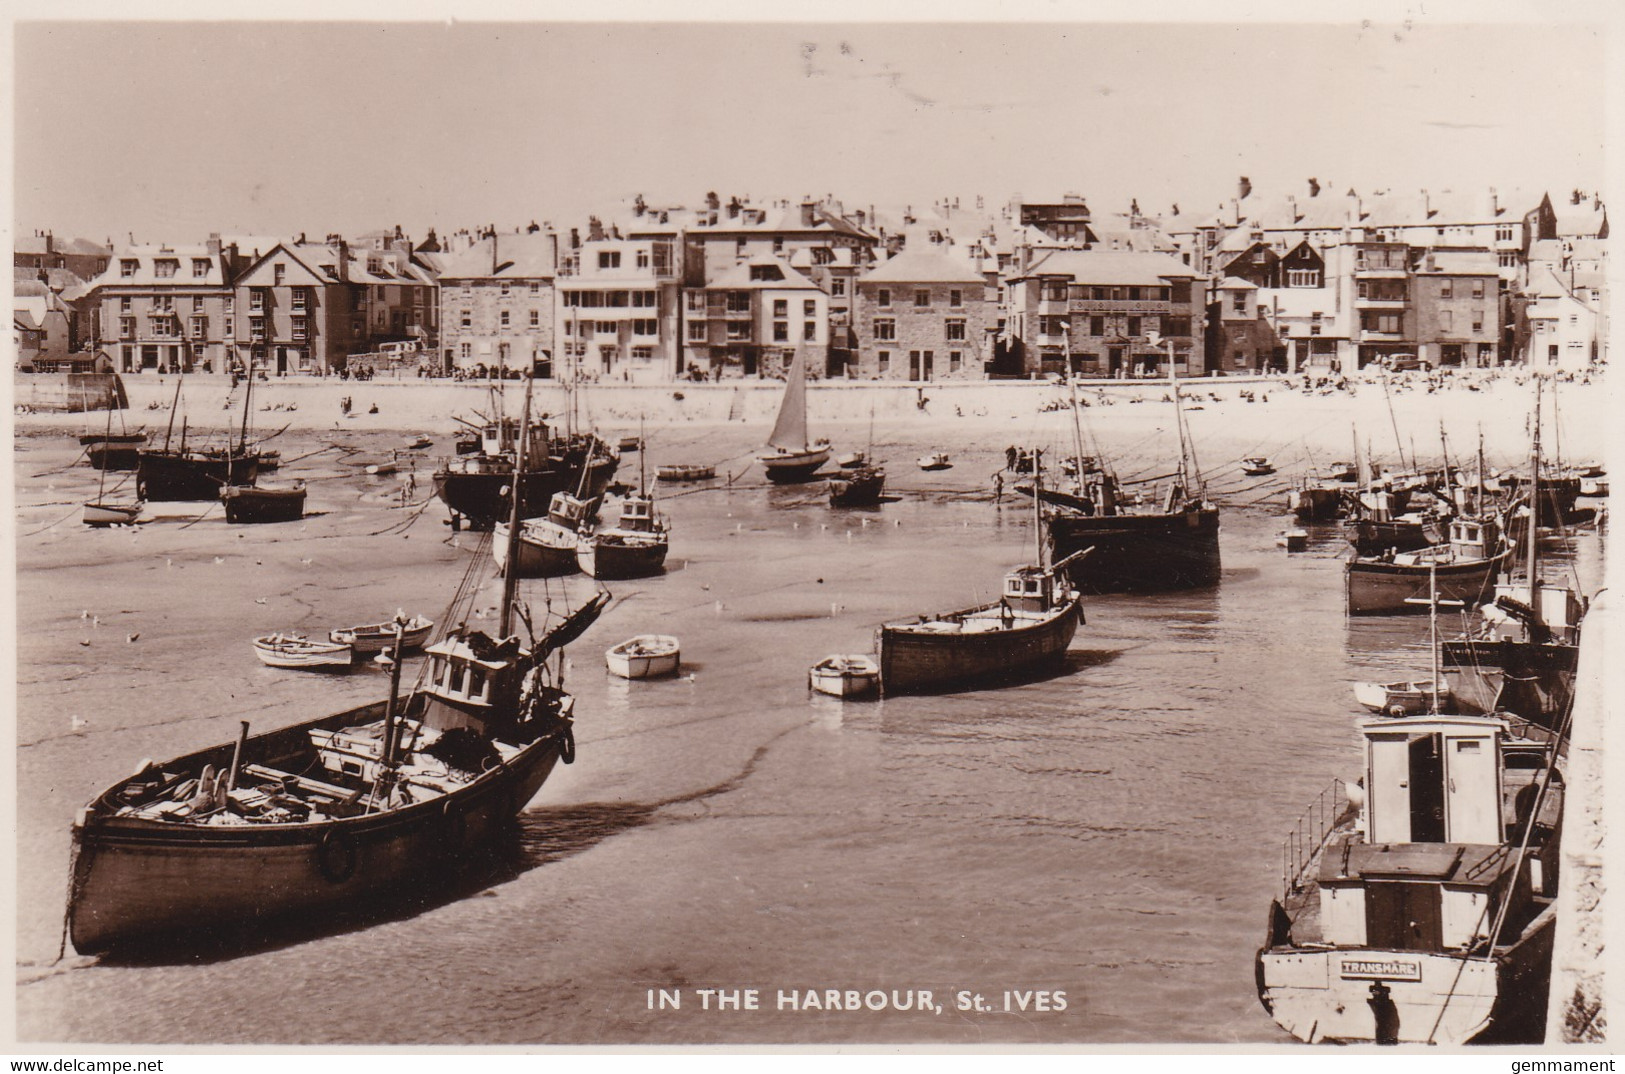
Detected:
[193,259,211,278]
[120,259,138,277]
[154,259,178,278]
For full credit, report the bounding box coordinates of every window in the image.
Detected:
[291,290,307,312]
[874,318,896,341]
[1361,311,1402,333]
[119,316,135,339]
[632,345,654,360]
[598,251,621,270]
[949,350,962,371]
[803,299,816,318]
[250,291,265,312]
[1287,269,1320,287]
[632,291,656,308]
[500,282,511,297]
[191,316,207,339]
[1128,287,1142,301]
[831,278,846,298]
[500,311,511,328]
[726,321,751,341]
[803,321,816,341]
[1127,316,1141,336]
[530,310,541,327]
[1472,281,1485,299]
[530,282,542,295]
[1472,315,1484,333]
[120,297,132,313]
[773,321,789,342]
[273,264,286,286]
[1496,225,1514,242]
[152,295,173,313]
[224,317,233,337]
[813,248,832,265]
[773,238,785,254]
[291,318,306,342]
[726,292,750,314]
[636,249,650,269]
[1231,293,1246,313]
[461,310,472,328]
[461,342,472,359]
[877,288,891,308]
[250,316,265,340]
[687,291,706,312]
[154,259,178,278]
[877,350,890,373]
[1440,280,1453,299]
[774,299,788,317]
[225,296,234,314]
[120,259,138,277]
[193,259,210,278]
[1089,316,1104,336]
[735,239,748,258]
[688,320,707,341]
[915,289,931,308]
[950,289,963,308]
[633,319,657,337]
[946,318,966,341]
[1499,251,1518,268]
[463,283,473,296]
[366,256,383,275]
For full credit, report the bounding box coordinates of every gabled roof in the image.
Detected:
[1015,249,1200,284]
[1553,204,1607,239]
[705,253,821,290]
[436,232,557,281]
[1216,277,1258,291]
[860,246,985,284]
[14,266,89,292]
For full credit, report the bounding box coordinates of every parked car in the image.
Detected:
[1384,353,1431,371]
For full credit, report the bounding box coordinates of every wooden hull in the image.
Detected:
[1046,507,1222,594]
[809,658,880,698]
[253,639,353,669]
[606,638,681,679]
[137,450,259,502]
[761,446,831,483]
[1289,486,1344,522]
[877,597,1081,695]
[656,465,715,482]
[1344,549,1511,616]
[434,447,617,530]
[1348,518,1442,556]
[1440,639,1578,730]
[1256,905,1556,1045]
[829,469,885,506]
[222,485,306,524]
[494,521,579,577]
[329,620,435,655]
[86,441,144,471]
[83,502,142,527]
[576,535,668,580]
[67,698,571,955]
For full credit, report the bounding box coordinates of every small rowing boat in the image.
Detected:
[808,654,880,698]
[253,634,353,670]
[605,635,681,679]
[329,615,435,655]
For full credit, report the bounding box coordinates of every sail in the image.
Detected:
[766,350,809,452]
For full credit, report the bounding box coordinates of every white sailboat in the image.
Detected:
[759,350,831,483]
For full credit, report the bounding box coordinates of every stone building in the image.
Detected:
[680,254,828,379]
[850,246,990,381]
[438,230,560,377]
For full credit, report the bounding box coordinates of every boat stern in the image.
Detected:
[1258,946,1499,1044]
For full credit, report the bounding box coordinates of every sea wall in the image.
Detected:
[13,371,128,412]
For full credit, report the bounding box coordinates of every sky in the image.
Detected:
[11,12,1612,245]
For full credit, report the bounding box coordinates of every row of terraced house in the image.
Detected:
[16,181,1609,380]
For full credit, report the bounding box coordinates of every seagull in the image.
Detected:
[300,558,313,566]
[255,597,268,605]
[78,639,91,647]
[213,556,225,565]
[80,610,89,619]
[70,715,88,733]
[126,632,140,643]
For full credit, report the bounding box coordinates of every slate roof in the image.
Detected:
[861,246,986,284]
[705,254,821,290]
[436,232,558,280]
[1015,249,1200,284]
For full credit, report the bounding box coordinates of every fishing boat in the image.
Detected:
[917,452,952,472]
[877,472,1088,695]
[433,411,618,532]
[828,465,886,507]
[252,634,354,670]
[1287,481,1344,522]
[137,368,260,502]
[1255,708,1565,1044]
[67,375,609,956]
[576,493,669,580]
[1352,680,1451,717]
[83,431,147,471]
[330,615,435,655]
[1242,456,1275,477]
[605,635,681,679]
[1345,515,1513,616]
[404,435,433,450]
[656,463,715,483]
[837,451,868,469]
[617,435,641,453]
[1039,357,1222,594]
[221,481,307,524]
[808,654,880,698]
[83,406,144,526]
[759,349,832,483]
[366,461,399,477]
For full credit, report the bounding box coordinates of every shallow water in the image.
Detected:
[13,424,1603,1045]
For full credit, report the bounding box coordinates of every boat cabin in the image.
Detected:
[420,631,524,735]
[617,496,659,533]
[1485,580,1583,643]
[1315,713,1559,953]
[1003,566,1058,613]
[548,491,596,531]
[479,417,554,469]
[1447,517,1500,560]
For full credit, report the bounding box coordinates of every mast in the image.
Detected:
[1166,337,1202,496]
[1032,448,1046,569]
[237,358,254,457]
[1067,375,1086,486]
[1380,369,1408,473]
[1526,377,1542,616]
[1428,561,1440,714]
[499,374,535,639]
[162,374,184,451]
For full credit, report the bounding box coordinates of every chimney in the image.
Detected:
[801,201,817,227]
[1238,176,1253,200]
[1489,188,1500,216]
[570,227,580,249]
[207,233,222,258]
[491,232,499,275]
[1423,189,1432,218]
[1308,177,1321,198]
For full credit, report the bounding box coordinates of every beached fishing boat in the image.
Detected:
[68,376,609,956]
[137,367,260,502]
[83,407,144,526]
[1288,482,1345,523]
[1241,456,1275,476]
[878,478,1087,695]
[656,463,715,483]
[405,435,433,450]
[577,491,669,580]
[252,634,354,670]
[222,481,306,524]
[1038,359,1222,594]
[1255,709,1564,1044]
[329,615,435,655]
[1345,515,1512,616]
[617,435,641,453]
[760,349,831,483]
[433,411,618,532]
[605,635,681,679]
[917,452,952,472]
[828,465,886,507]
[808,654,880,698]
[82,430,147,471]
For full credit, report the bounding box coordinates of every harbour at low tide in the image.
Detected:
[14,420,1603,1045]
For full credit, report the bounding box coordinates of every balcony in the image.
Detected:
[1352,265,1408,278]
[1036,333,1068,347]
[1353,297,1408,309]
[1037,299,1069,315]
[1067,298,1174,313]
[1357,330,1409,344]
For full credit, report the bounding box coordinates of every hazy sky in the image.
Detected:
[13,16,1609,244]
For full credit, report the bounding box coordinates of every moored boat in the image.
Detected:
[760,349,832,483]
[433,413,618,531]
[828,466,886,507]
[222,481,306,524]
[1345,516,1512,617]
[329,615,435,655]
[606,635,681,679]
[656,463,715,482]
[83,501,143,527]
[1352,679,1450,716]
[808,654,880,698]
[84,432,147,471]
[917,452,952,471]
[837,451,868,469]
[576,492,669,580]
[252,634,354,670]
[1241,456,1275,476]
